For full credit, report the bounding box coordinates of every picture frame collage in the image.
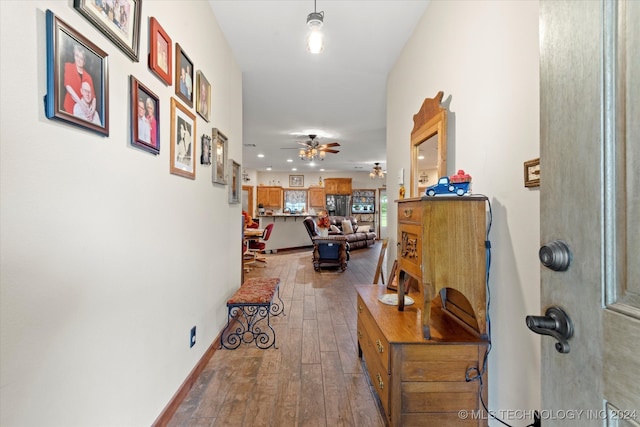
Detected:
[44,3,238,192]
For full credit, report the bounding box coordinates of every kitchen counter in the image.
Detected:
[258,215,316,252]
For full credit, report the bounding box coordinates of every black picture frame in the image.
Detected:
[45,10,109,136]
[74,0,142,62]
[130,75,160,155]
[174,43,194,107]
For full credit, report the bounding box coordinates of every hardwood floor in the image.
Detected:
[167,243,387,427]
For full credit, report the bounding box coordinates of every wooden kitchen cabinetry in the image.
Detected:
[256,186,283,208]
[323,178,352,195]
[307,187,326,208]
[357,195,489,426]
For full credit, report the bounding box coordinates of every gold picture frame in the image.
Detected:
[170,98,196,179]
[524,158,540,188]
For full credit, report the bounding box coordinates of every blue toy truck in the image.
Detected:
[425,176,471,196]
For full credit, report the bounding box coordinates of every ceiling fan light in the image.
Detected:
[320,150,325,159]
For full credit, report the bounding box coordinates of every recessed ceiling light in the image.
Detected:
[292,168,297,171]
[309,162,316,167]
[257,154,265,158]
[287,159,293,162]
[320,168,325,172]
[266,166,272,171]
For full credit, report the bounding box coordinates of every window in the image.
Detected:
[284,190,307,214]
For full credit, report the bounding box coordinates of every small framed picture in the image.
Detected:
[524,158,540,188]
[73,0,142,61]
[212,128,228,185]
[229,160,241,204]
[196,71,211,122]
[201,134,211,165]
[45,10,109,136]
[148,17,172,85]
[174,43,194,107]
[289,175,304,187]
[170,98,196,179]
[130,76,159,154]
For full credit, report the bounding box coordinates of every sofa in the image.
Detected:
[328,216,377,250]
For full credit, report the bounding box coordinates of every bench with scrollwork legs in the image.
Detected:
[220,278,284,350]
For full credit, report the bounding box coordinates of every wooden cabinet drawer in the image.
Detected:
[398,201,422,224]
[357,318,390,414]
[357,295,390,372]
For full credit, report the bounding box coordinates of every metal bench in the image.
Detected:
[220,278,284,349]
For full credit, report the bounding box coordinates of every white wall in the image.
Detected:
[387,0,542,419]
[0,1,242,426]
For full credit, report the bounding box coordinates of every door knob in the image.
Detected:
[539,240,571,271]
[525,306,573,353]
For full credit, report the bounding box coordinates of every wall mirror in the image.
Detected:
[410,91,448,197]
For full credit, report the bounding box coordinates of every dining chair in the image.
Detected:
[247,223,274,264]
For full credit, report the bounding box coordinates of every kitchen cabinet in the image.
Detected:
[323,178,352,195]
[256,186,283,208]
[308,187,326,208]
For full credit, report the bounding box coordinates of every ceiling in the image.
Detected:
[208,0,429,173]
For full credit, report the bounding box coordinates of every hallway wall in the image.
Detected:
[0,2,242,425]
[387,0,542,419]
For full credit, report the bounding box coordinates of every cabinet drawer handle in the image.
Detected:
[376,339,384,353]
[376,372,385,390]
[403,208,413,218]
[357,330,362,339]
[358,305,363,313]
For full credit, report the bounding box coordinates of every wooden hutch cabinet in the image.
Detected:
[356,196,489,426]
[256,186,283,209]
[307,187,326,208]
[323,178,352,195]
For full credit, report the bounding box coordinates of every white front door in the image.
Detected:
[537,0,640,425]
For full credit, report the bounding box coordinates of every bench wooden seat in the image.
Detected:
[220,277,283,349]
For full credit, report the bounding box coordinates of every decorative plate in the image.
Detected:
[378,294,415,306]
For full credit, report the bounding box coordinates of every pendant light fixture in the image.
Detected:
[306,0,324,54]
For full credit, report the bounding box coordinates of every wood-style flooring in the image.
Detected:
[167,242,387,427]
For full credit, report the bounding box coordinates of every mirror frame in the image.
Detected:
[410,91,447,198]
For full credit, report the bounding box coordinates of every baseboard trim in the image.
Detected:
[151,333,221,427]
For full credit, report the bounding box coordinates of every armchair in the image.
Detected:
[303,217,349,271]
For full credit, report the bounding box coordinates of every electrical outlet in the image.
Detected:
[190,326,196,348]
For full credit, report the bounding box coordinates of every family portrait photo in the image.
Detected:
[74,0,142,61]
[45,10,109,135]
[130,76,160,155]
[174,44,193,107]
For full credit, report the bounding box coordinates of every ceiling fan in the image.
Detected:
[283,134,340,160]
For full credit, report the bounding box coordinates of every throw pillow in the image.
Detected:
[341,219,354,235]
[356,225,370,233]
[330,225,341,233]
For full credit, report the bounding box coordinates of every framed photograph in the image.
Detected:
[45,10,109,136]
[201,134,211,165]
[130,75,159,155]
[229,160,241,204]
[289,175,304,187]
[148,17,172,85]
[170,98,196,179]
[74,0,142,62]
[196,71,211,122]
[524,158,540,188]
[174,44,194,107]
[212,128,228,185]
